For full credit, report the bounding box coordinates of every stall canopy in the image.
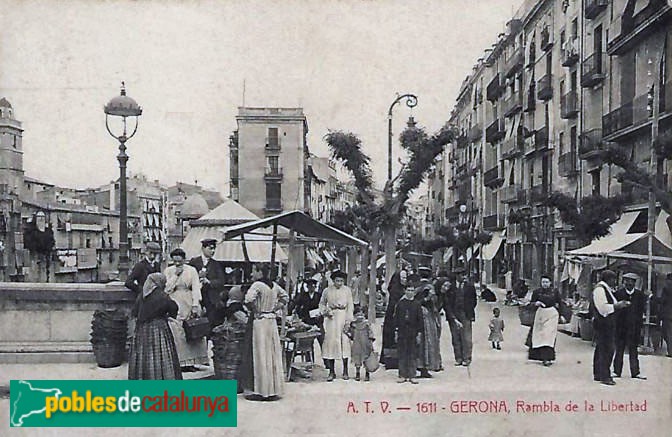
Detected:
[223,210,367,246]
[443,247,453,263]
[181,198,287,262]
[567,210,672,262]
[376,250,402,268]
[481,231,505,261]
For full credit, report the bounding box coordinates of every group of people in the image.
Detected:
[125,239,289,401]
[380,267,478,383]
[123,238,668,397]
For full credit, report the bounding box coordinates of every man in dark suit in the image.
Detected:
[124,242,162,295]
[188,238,226,328]
[443,268,477,366]
[613,272,648,379]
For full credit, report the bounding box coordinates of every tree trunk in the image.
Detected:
[383,224,397,292]
[368,231,380,324]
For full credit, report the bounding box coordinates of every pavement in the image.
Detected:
[2,285,671,436]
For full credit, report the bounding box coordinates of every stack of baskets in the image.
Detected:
[211,320,246,388]
[90,309,128,368]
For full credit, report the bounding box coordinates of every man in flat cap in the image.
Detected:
[443,267,477,366]
[613,272,649,379]
[125,241,162,295]
[189,238,226,329]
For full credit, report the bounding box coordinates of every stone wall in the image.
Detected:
[0,282,134,363]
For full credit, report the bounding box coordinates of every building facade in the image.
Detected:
[230,107,310,218]
[445,0,672,286]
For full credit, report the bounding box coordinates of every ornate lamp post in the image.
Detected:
[387,93,418,181]
[104,82,142,280]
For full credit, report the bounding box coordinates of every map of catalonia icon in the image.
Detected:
[10,380,63,427]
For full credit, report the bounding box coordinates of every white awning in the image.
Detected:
[70,224,104,232]
[376,250,401,268]
[567,211,642,257]
[465,244,480,262]
[481,232,505,261]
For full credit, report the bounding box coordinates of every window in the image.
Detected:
[571,19,578,39]
[267,127,279,148]
[591,170,601,196]
[570,126,577,153]
[86,238,91,248]
[267,156,279,171]
[266,183,281,208]
[559,132,565,155]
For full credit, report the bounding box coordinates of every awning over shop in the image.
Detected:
[481,231,505,261]
[223,210,367,246]
[443,247,453,263]
[465,244,480,262]
[567,210,672,262]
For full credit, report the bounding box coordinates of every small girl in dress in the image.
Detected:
[488,307,504,350]
[344,308,375,381]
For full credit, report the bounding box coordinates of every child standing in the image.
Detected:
[345,308,375,381]
[489,307,504,350]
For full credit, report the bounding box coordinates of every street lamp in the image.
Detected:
[387,93,418,181]
[104,82,142,280]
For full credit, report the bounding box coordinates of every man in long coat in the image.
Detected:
[188,238,226,328]
[393,283,423,384]
[613,272,648,379]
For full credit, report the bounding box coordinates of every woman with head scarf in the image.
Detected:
[527,274,561,366]
[164,248,208,372]
[212,285,249,393]
[128,273,182,380]
[319,270,354,381]
[239,264,288,400]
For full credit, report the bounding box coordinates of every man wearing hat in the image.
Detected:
[613,272,649,380]
[125,242,162,295]
[291,278,324,347]
[189,238,226,328]
[443,267,477,366]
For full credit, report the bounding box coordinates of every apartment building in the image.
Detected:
[445,0,671,286]
[230,107,310,218]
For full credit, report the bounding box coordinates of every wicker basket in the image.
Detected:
[92,342,125,368]
[211,321,246,380]
[518,305,537,327]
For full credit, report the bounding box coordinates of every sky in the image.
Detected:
[0,0,522,194]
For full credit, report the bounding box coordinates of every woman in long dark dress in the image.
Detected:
[381,270,407,369]
[128,273,182,380]
[527,275,561,366]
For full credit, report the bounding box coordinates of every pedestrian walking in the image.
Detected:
[320,270,355,381]
[393,283,423,384]
[344,308,375,382]
[443,268,477,366]
[592,269,631,386]
[613,272,648,379]
[128,273,182,380]
[488,307,504,350]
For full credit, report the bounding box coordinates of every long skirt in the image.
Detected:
[244,318,284,398]
[128,318,182,380]
[417,308,442,371]
[322,309,351,359]
[167,288,209,367]
[528,307,558,362]
[381,306,399,369]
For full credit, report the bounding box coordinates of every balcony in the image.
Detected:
[558,151,578,177]
[608,4,672,56]
[484,166,504,188]
[524,84,536,112]
[540,27,553,51]
[468,124,482,142]
[487,74,503,102]
[503,92,523,118]
[537,74,553,101]
[602,101,633,137]
[505,47,524,78]
[483,214,505,231]
[500,184,523,204]
[561,38,579,67]
[579,128,604,160]
[534,126,549,153]
[560,90,579,119]
[581,53,606,88]
[265,137,281,153]
[585,0,608,20]
[486,119,505,144]
[265,199,283,212]
[529,184,549,204]
[502,130,524,160]
[264,166,284,180]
